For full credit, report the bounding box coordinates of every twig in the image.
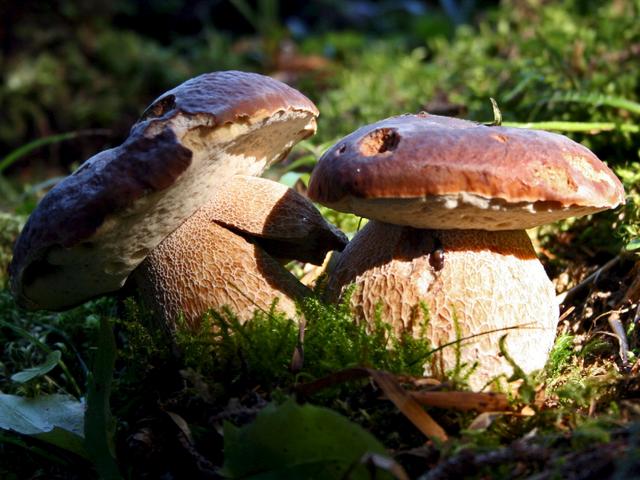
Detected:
[295,367,371,398]
[290,316,306,373]
[369,369,448,442]
[633,302,640,326]
[608,311,631,370]
[556,255,621,305]
[525,440,627,480]
[296,367,448,442]
[418,442,550,480]
[175,430,221,479]
[409,391,511,412]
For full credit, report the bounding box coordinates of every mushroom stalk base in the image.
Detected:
[132,206,309,331]
[326,221,558,390]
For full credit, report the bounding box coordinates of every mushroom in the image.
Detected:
[307,113,625,389]
[9,71,321,316]
[132,174,347,330]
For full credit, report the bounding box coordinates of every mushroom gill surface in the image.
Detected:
[326,221,558,390]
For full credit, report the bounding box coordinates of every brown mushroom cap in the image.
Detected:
[10,71,318,310]
[326,221,558,390]
[308,113,624,230]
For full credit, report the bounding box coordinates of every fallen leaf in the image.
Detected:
[221,398,394,479]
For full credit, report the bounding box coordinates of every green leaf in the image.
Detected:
[503,120,640,134]
[547,91,640,116]
[626,238,640,251]
[283,154,317,173]
[11,350,62,383]
[221,398,391,479]
[84,316,121,479]
[0,393,87,458]
[0,129,110,174]
[278,171,310,188]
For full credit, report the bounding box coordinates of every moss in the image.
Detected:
[0,213,24,287]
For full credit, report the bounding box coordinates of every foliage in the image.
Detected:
[0,213,24,285]
[545,333,575,379]
[0,393,86,458]
[84,316,119,479]
[222,398,391,479]
[119,293,432,400]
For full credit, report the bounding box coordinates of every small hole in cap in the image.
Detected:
[140,95,176,121]
[359,128,401,156]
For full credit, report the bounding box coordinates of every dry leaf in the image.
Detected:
[467,412,503,430]
[368,369,448,442]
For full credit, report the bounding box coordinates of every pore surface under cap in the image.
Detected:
[308,114,624,230]
[10,71,318,310]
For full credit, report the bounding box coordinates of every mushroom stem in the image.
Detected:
[326,221,558,390]
[132,176,347,330]
[133,211,309,331]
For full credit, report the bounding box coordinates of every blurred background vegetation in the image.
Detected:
[2,0,638,183]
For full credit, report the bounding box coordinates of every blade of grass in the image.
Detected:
[84,316,120,479]
[547,92,640,115]
[0,129,110,174]
[0,432,72,467]
[503,121,639,134]
[0,318,82,398]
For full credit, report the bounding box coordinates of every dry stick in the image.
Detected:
[418,442,551,480]
[556,255,633,366]
[368,369,448,442]
[358,452,410,480]
[556,255,621,305]
[558,305,575,322]
[296,367,448,442]
[295,367,371,398]
[409,391,511,412]
[633,302,640,326]
[290,316,306,373]
[608,310,631,369]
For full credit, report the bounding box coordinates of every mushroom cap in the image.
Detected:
[10,71,318,310]
[207,175,347,265]
[326,221,558,390]
[308,113,625,230]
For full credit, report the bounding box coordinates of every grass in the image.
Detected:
[1,266,638,478]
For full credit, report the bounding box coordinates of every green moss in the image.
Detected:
[0,213,24,287]
[546,334,576,379]
[118,292,433,397]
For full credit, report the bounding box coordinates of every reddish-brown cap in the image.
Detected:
[10,71,318,310]
[308,113,625,230]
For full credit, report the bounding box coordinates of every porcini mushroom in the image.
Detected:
[9,71,321,316]
[133,175,347,329]
[308,113,625,389]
